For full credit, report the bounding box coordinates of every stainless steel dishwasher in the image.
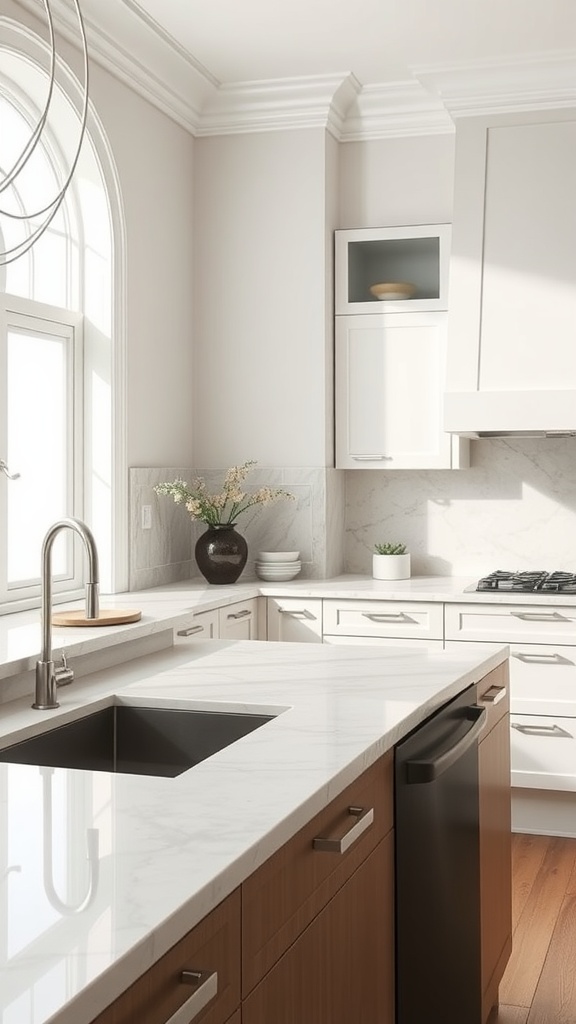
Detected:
[394,684,487,1024]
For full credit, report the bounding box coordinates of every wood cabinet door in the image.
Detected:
[335,313,465,470]
[242,833,394,1024]
[479,709,512,1023]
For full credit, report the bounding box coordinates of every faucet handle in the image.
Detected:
[55,651,74,688]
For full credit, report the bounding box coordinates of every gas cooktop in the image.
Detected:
[475,570,576,594]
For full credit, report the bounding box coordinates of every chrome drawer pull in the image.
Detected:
[176,625,205,637]
[512,652,571,664]
[313,806,374,854]
[511,611,570,622]
[479,684,507,704]
[362,612,413,622]
[351,454,393,461]
[166,969,218,1024]
[278,608,315,619]
[227,609,250,619]
[511,723,573,738]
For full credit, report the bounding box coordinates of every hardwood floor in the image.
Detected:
[491,832,576,1024]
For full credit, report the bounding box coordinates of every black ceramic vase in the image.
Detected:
[195,524,248,585]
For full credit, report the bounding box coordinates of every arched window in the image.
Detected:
[0,19,126,611]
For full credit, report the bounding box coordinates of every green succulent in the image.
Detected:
[374,542,407,555]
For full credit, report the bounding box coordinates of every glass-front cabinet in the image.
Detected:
[335,224,451,315]
[334,223,468,470]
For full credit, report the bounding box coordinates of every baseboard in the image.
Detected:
[512,787,576,838]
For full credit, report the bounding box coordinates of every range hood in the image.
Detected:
[444,390,576,440]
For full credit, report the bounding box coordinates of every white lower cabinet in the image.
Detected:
[445,604,576,818]
[510,714,576,792]
[219,599,259,640]
[266,598,323,642]
[444,602,576,644]
[175,599,260,644]
[335,313,468,470]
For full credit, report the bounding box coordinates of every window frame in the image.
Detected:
[0,291,85,612]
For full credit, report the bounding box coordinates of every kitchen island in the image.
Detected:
[0,636,509,1024]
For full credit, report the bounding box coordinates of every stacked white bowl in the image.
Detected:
[255,551,301,581]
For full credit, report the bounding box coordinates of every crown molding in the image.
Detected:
[197,73,361,137]
[7,4,576,138]
[10,0,214,132]
[340,81,454,140]
[414,51,576,117]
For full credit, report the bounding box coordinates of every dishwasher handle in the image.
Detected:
[406,705,487,784]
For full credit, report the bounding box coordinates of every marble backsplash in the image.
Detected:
[344,437,576,579]
[129,466,345,590]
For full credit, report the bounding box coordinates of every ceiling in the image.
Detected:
[130,0,576,89]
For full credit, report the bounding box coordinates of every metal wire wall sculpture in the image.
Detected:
[0,0,89,266]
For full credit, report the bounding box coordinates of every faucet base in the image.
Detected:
[34,660,60,711]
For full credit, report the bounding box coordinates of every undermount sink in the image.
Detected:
[0,703,276,777]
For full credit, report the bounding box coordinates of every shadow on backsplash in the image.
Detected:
[345,437,576,579]
[129,466,345,590]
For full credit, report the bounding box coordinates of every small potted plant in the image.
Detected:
[372,542,411,580]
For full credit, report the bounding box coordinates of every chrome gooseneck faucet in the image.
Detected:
[34,518,100,710]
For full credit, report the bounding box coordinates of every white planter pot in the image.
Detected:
[372,553,411,580]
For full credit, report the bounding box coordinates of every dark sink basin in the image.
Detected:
[0,704,275,777]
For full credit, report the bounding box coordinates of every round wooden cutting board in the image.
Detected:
[51,608,142,627]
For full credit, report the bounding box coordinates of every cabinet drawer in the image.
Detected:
[476,662,510,735]
[90,889,241,1024]
[509,644,576,715]
[510,715,576,792]
[323,599,443,640]
[445,602,576,645]
[241,751,393,996]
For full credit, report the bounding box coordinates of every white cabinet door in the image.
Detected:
[447,114,576,396]
[266,598,323,642]
[219,598,259,640]
[335,313,467,470]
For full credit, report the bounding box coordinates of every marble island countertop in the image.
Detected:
[2,572,573,685]
[0,636,508,1024]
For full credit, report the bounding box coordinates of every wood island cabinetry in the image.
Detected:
[242,751,395,1024]
[88,663,510,1024]
[477,662,512,1023]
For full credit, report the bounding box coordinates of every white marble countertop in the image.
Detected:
[0,636,508,1024]
[2,573,573,684]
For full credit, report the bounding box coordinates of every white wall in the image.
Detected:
[338,134,455,228]
[88,67,195,468]
[192,128,332,467]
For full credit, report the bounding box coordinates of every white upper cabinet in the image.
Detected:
[335,224,451,315]
[335,313,466,469]
[335,223,468,470]
[445,111,576,437]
